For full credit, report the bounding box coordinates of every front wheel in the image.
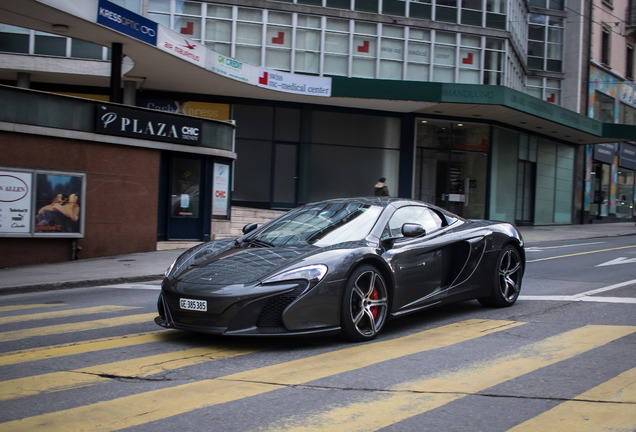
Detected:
[341,265,389,342]
[478,245,523,308]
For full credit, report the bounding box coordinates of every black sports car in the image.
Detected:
[156,197,525,341]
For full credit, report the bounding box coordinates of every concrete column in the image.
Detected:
[123,80,137,106]
[16,72,31,88]
[110,42,123,103]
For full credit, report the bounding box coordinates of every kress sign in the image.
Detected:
[95,104,202,145]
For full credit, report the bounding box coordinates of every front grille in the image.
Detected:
[256,286,305,328]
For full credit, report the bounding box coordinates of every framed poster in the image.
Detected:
[34,171,86,237]
[0,169,32,235]
[212,163,230,218]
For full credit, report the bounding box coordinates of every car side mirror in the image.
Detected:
[402,223,426,238]
[242,223,258,234]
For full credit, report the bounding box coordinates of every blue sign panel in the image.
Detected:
[97,0,157,46]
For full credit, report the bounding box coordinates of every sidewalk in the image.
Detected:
[1,222,634,295]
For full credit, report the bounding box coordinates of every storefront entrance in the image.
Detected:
[158,154,222,242]
[414,119,488,219]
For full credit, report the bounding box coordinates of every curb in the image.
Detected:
[0,275,163,296]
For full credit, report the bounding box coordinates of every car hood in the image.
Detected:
[174,244,319,286]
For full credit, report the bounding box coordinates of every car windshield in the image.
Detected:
[248,202,383,247]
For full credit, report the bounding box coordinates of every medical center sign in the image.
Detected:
[97,0,157,45]
[95,105,202,146]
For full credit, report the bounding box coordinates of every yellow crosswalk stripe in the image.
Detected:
[0,305,140,325]
[0,304,65,313]
[0,319,524,432]
[0,313,156,343]
[0,344,262,401]
[0,331,174,366]
[256,325,636,432]
[508,366,636,432]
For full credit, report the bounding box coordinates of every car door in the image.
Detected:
[382,205,465,314]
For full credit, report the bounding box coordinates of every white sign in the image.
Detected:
[206,51,259,84]
[257,68,332,97]
[0,170,32,234]
[157,26,206,66]
[212,163,230,217]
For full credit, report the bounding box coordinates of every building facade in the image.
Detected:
[584,0,636,222]
[1,0,635,266]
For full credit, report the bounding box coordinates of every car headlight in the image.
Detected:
[263,264,328,284]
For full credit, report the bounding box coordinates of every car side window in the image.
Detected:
[382,206,444,239]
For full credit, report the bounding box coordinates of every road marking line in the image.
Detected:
[0,331,173,367]
[257,325,636,432]
[0,344,261,401]
[527,244,636,263]
[525,241,605,252]
[0,319,524,431]
[0,313,156,343]
[508,366,636,432]
[519,278,636,304]
[520,296,636,304]
[0,305,141,325]
[573,279,636,298]
[0,304,66,313]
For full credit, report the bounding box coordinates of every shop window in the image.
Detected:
[620,103,636,126]
[0,25,29,54]
[616,169,635,218]
[71,39,104,60]
[34,32,66,56]
[590,161,611,218]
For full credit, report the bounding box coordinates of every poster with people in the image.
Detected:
[34,172,84,236]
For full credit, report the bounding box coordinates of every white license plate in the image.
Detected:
[180,298,207,312]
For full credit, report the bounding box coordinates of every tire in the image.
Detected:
[478,245,523,308]
[341,265,389,342]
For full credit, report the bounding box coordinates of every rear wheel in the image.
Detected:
[478,245,523,307]
[341,265,389,342]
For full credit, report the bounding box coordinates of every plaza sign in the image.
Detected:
[95,104,202,146]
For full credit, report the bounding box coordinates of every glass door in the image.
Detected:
[168,157,203,240]
[272,143,298,209]
[415,149,487,219]
[515,160,535,225]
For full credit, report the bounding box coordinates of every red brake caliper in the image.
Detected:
[370,287,379,319]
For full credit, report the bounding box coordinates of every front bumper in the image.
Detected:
[155,278,341,337]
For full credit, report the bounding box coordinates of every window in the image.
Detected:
[627,45,634,80]
[527,14,563,72]
[595,91,615,122]
[406,29,431,81]
[601,25,611,65]
[382,206,444,239]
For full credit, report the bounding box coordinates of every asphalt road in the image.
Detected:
[0,236,635,431]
